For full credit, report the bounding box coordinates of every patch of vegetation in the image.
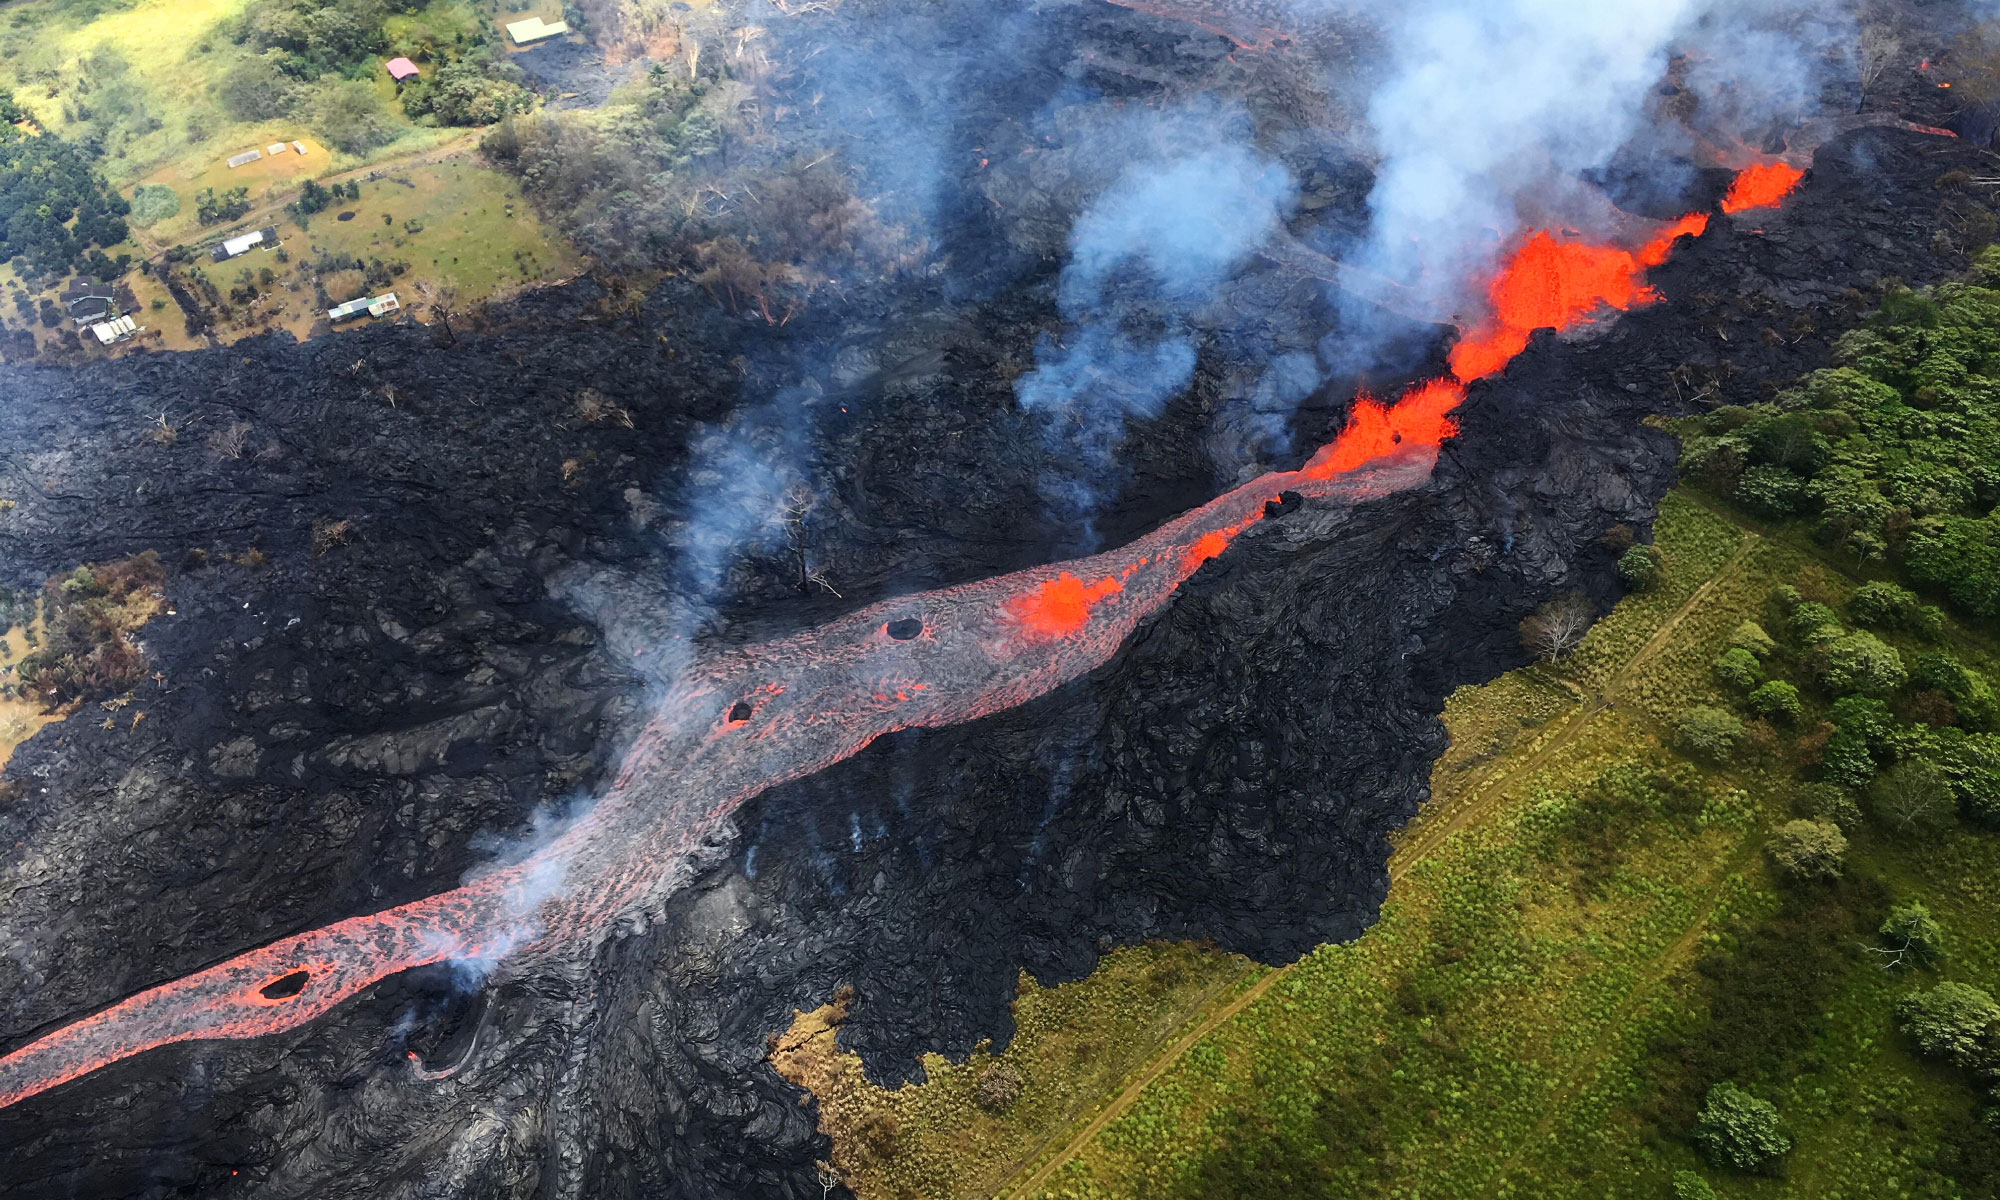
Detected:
[15,552,165,709]
[1678,252,2000,624]
[127,182,181,226]
[0,95,132,274]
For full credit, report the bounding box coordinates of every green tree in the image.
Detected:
[1617,544,1662,590]
[1796,780,1862,831]
[1816,631,1906,697]
[1787,601,1843,645]
[1747,679,1802,722]
[313,80,398,154]
[1673,705,1745,765]
[1878,902,1947,970]
[1768,818,1847,881]
[1911,652,1998,731]
[1848,581,1923,629]
[1897,982,2000,1067]
[1733,464,1807,516]
[1714,647,1764,691]
[1694,1082,1791,1171]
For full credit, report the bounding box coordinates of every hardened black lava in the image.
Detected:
[0,8,1981,1200]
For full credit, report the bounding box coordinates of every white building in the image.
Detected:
[505,16,570,44]
[327,292,400,322]
[89,315,138,345]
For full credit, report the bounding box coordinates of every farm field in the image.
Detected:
[0,0,589,359]
[782,489,2000,1200]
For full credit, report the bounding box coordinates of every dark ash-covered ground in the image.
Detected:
[0,3,1985,1196]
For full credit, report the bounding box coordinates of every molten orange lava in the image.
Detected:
[1638,212,1710,268]
[1005,571,1124,638]
[1720,162,1804,213]
[1303,378,1465,479]
[1448,231,1660,381]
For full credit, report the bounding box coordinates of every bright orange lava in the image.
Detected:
[1006,571,1125,638]
[1449,231,1660,381]
[1720,162,1804,213]
[1303,377,1466,479]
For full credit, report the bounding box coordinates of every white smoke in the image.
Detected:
[1353,0,1861,319]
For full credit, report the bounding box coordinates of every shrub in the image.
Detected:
[1848,580,1924,629]
[1617,544,1662,590]
[1746,679,1802,722]
[1878,902,1946,970]
[1768,818,1847,881]
[128,184,180,228]
[1896,982,2000,1067]
[1694,1082,1791,1171]
[1673,705,1745,764]
[1714,647,1764,691]
[1672,1171,1718,1200]
[1787,601,1842,645]
[1729,620,1777,658]
[1815,631,1906,696]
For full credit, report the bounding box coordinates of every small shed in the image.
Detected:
[209,227,276,263]
[266,141,289,156]
[292,140,309,155]
[89,315,137,345]
[386,57,420,83]
[328,293,399,322]
[505,16,570,45]
[226,148,262,169]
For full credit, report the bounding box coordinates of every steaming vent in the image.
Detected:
[885,618,923,640]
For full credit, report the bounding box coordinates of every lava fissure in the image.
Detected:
[0,163,1773,1113]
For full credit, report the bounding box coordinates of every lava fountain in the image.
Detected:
[0,166,1788,1112]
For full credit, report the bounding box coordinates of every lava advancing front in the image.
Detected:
[0,165,1800,1112]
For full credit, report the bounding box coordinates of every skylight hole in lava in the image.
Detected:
[885,618,923,640]
[727,701,753,723]
[259,971,310,1001]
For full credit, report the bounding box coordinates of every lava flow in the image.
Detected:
[0,165,1785,1114]
[1721,161,1805,213]
[1448,162,1799,381]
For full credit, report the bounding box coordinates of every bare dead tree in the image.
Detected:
[815,1162,842,1199]
[1857,25,1906,106]
[1520,592,1594,661]
[206,420,252,460]
[414,279,460,345]
[781,482,814,593]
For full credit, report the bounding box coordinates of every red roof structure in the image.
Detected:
[386,57,420,82]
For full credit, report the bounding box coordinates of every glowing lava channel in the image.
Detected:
[0,169,1776,1112]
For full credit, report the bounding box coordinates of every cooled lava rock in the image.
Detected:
[0,3,1981,1196]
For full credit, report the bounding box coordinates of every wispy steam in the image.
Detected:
[1016,104,1296,524]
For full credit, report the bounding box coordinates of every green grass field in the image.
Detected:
[784,491,2000,1200]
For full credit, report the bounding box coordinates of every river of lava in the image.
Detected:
[0,170,1764,1112]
